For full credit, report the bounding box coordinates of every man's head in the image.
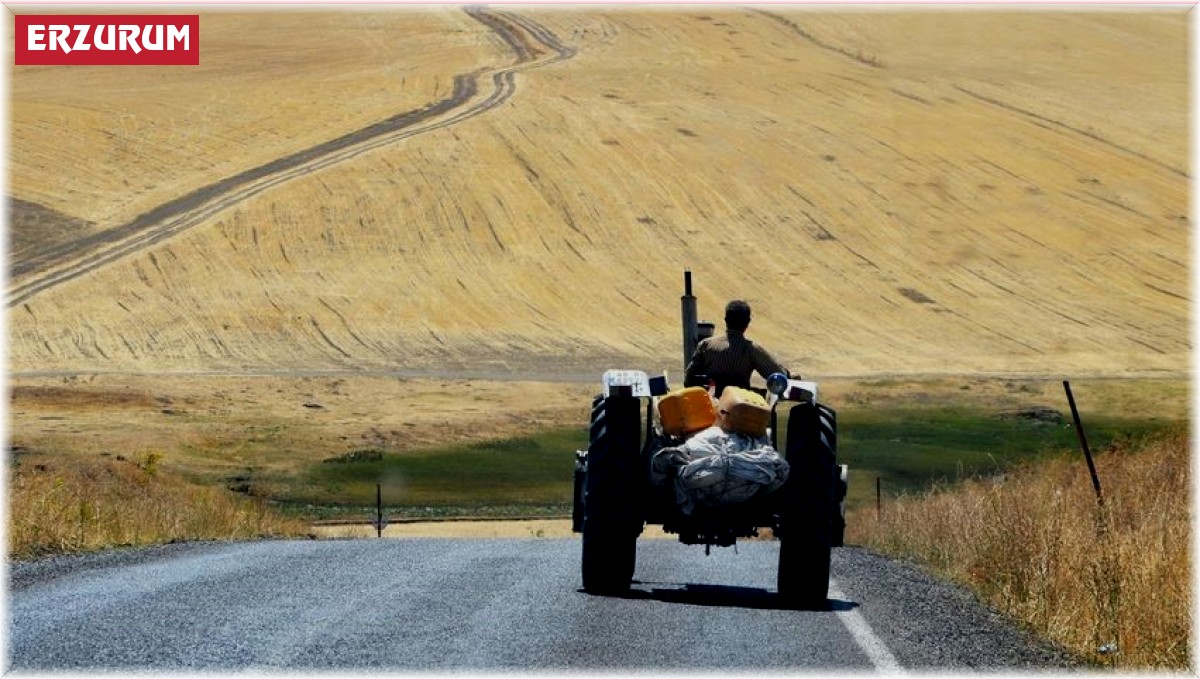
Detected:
[724,300,752,332]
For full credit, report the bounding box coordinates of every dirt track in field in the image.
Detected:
[8,9,573,307]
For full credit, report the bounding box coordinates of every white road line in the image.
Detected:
[829,579,905,674]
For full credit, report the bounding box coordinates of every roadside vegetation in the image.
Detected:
[9,451,309,560]
[283,429,585,520]
[837,406,1171,507]
[288,399,1176,522]
[847,427,1190,669]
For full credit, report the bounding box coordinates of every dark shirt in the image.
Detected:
[684,330,789,393]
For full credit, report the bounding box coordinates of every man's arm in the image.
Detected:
[751,342,791,380]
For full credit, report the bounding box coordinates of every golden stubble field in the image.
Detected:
[6,8,1190,480]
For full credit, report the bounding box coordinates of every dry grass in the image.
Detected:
[847,428,1190,669]
[7,374,597,494]
[8,451,310,560]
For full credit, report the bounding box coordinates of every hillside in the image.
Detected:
[7,9,1189,380]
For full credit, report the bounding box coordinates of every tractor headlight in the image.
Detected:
[766,372,788,397]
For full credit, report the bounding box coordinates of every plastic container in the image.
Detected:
[657,387,717,437]
[717,387,771,437]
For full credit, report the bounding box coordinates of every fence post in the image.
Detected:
[1063,380,1103,505]
[876,476,882,520]
[1063,380,1119,663]
[376,483,384,538]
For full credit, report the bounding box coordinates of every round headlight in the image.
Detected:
[766,372,788,396]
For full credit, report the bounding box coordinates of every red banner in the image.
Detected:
[14,15,199,66]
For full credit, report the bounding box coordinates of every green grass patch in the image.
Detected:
[283,428,587,511]
[833,406,1181,509]
[274,404,1182,520]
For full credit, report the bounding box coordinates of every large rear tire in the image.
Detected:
[581,394,642,594]
[832,464,849,548]
[778,402,837,607]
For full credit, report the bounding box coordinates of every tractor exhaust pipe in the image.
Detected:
[681,270,698,371]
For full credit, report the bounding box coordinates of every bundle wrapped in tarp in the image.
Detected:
[650,426,790,515]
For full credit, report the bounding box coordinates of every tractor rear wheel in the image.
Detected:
[581,393,642,594]
[833,464,849,547]
[778,402,837,607]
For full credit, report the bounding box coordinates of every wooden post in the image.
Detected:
[876,476,881,520]
[376,483,384,538]
[1063,380,1103,505]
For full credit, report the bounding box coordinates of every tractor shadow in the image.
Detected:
[583,582,858,612]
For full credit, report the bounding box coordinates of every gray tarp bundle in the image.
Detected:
[650,426,790,515]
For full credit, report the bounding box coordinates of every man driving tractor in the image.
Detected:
[684,299,791,396]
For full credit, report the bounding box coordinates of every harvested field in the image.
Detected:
[7,9,1188,381]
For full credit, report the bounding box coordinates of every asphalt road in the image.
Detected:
[8,538,1077,672]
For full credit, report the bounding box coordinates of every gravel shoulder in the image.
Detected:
[832,546,1080,670]
[9,540,238,592]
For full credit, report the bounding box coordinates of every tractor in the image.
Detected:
[571,271,847,607]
